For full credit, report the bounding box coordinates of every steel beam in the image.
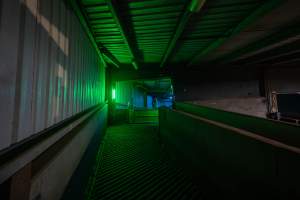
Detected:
[187,0,284,67]
[101,47,121,68]
[272,57,300,66]
[160,0,206,68]
[218,24,300,65]
[255,50,300,65]
[135,84,170,94]
[67,0,120,68]
[106,0,139,70]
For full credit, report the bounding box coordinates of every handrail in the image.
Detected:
[175,102,300,127]
[174,102,300,148]
[172,108,300,155]
[0,103,106,166]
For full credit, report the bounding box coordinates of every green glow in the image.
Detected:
[112,88,116,100]
[188,0,206,13]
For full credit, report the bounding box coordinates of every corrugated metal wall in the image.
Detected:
[115,81,133,106]
[115,81,145,108]
[0,0,106,150]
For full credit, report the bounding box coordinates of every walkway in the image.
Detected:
[86,124,203,200]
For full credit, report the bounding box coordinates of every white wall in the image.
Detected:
[0,0,106,150]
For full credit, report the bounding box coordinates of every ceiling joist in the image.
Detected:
[70,0,297,69]
[100,46,121,68]
[187,0,284,67]
[160,0,206,68]
[105,0,139,70]
[219,24,300,65]
[67,0,120,68]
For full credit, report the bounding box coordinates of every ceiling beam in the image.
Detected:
[160,0,206,68]
[135,84,170,94]
[67,0,120,69]
[100,46,121,68]
[259,51,300,65]
[187,0,284,67]
[218,24,300,65]
[67,0,104,63]
[242,45,300,66]
[247,49,300,65]
[272,57,300,66]
[105,0,139,70]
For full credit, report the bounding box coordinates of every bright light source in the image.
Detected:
[112,88,116,100]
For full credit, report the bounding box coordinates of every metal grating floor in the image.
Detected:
[86,124,203,200]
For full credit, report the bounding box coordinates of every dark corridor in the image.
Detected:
[1,0,300,200]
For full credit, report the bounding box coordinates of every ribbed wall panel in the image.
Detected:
[0,0,106,150]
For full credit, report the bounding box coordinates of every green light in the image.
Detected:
[112,88,116,100]
[188,0,206,13]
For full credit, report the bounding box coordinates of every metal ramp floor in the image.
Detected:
[85,124,203,200]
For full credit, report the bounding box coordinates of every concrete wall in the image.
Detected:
[190,97,267,118]
[175,80,260,101]
[0,0,106,150]
[173,68,267,117]
[263,67,300,114]
[159,107,300,199]
[173,66,300,118]
[265,67,300,93]
[175,102,300,147]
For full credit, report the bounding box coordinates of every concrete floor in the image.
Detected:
[85,124,203,200]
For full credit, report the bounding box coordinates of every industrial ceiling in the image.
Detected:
[71,0,300,70]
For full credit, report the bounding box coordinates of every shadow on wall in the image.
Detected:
[17,0,71,143]
[13,0,104,146]
[25,0,69,55]
[0,0,106,200]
